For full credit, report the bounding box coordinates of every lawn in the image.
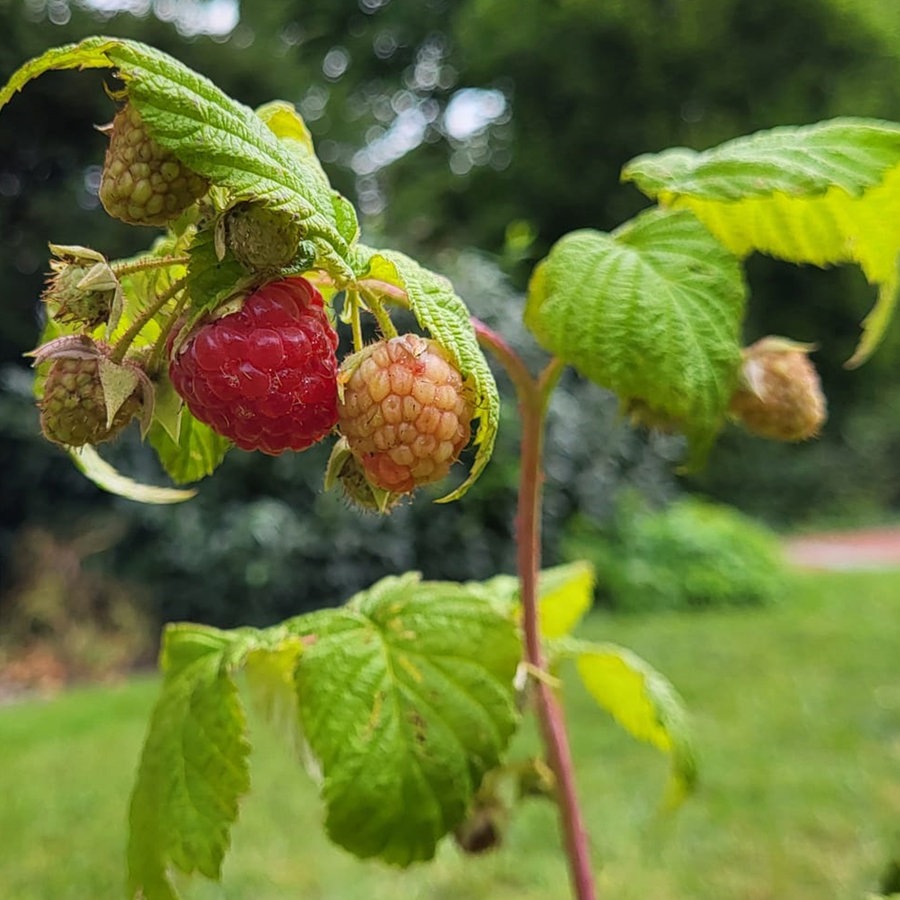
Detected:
[0,569,897,899]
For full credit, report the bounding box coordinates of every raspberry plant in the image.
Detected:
[3,38,900,900]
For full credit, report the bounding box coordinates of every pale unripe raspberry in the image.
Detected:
[338,334,474,494]
[99,103,209,226]
[729,336,827,441]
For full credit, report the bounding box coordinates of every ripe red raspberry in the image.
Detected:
[338,333,474,494]
[169,278,339,455]
[729,336,827,441]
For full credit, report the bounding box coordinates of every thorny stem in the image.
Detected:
[346,289,365,352]
[111,254,190,277]
[361,289,400,341]
[473,318,596,900]
[110,276,187,364]
[146,291,191,377]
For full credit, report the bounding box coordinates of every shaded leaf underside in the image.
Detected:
[525,207,747,463]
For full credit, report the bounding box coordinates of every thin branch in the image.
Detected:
[110,276,187,363]
[474,315,596,900]
[517,389,597,900]
[111,255,190,277]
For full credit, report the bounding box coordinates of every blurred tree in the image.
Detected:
[232,0,900,525]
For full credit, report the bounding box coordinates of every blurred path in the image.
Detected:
[784,526,900,570]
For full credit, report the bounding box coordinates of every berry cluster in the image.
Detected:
[30,90,477,503]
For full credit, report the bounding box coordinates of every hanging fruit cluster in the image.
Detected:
[31,99,477,509]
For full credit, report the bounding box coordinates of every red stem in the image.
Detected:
[473,319,597,900]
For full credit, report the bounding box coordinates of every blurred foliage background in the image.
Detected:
[1,0,900,664]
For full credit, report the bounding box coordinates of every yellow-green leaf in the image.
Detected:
[70,445,196,504]
[243,634,306,744]
[566,640,697,809]
[480,561,596,639]
[537,561,595,638]
[623,118,900,365]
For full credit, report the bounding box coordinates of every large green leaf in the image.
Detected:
[256,100,359,247]
[351,245,500,500]
[0,37,355,281]
[127,624,254,898]
[560,639,697,810]
[623,118,900,365]
[525,208,746,463]
[288,573,521,865]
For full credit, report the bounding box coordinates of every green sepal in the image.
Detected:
[96,356,140,428]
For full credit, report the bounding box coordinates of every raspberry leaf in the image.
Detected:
[533,560,595,638]
[557,639,697,810]
[148,410,232,485]
[127,624,256,898]
[257,100,360,247]
[242,632,307,746]
[0,37,355,281]
[287,573,521,865]
[352,245,500,501]
[623,117,900,366]
[480,561,596,639]
[0,38,115,95]
[525,208,746,465]
[184,225,256,317]
[70,445,196,503]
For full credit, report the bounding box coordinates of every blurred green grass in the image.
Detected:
[0,569,897,899]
